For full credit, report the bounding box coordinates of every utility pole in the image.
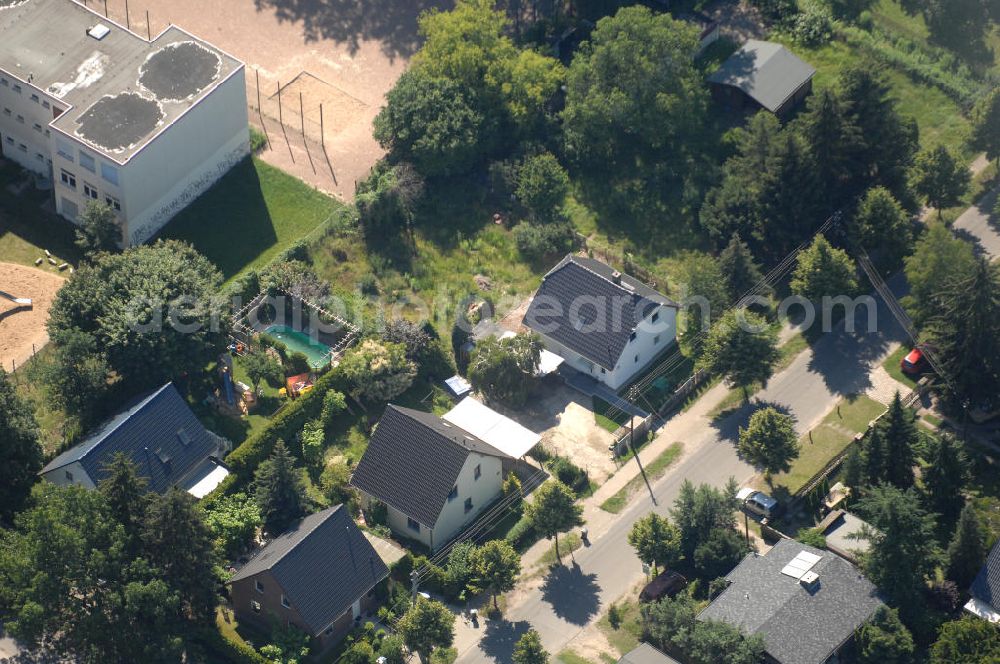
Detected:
[627,387,656,506]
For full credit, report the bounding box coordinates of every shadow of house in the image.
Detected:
[540,561,601,626]
[707,40,815,118]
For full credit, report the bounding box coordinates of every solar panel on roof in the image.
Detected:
[780,550,822,579]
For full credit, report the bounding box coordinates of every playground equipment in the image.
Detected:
[0,289,32,308]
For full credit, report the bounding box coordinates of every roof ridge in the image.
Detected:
[41,382,175,473]
[264,506,342,573]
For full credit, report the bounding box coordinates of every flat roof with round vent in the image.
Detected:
[75,92,163,152]
[138,41,221,102]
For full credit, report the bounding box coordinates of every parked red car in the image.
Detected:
[900,347,928,375]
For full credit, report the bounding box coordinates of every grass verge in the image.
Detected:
[538,532,584,567]
[600,442,684,514]
[881,345,921,389]
[769,394,885,494]
[597,599,644,656]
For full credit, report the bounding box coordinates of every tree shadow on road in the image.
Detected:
[479,618,533,663]
[711,399,794,444]
[539,561,601,626]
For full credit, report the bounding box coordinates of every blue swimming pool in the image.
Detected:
[264,325,331,368]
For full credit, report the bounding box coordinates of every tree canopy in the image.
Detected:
[698,309,780,402]
[468,333,541,407]
[857,605,915,664]
[946,502,986,589]
[470,539,521,610]
[47,240,226,390]
[254,440,305,535]
[970,87,1000,171]
[628,513,682,574]
[524,480,583,562]
[670,478,740,560]
[930,617,1000,663]
[903,223,977,326]
[398,597,455,664]
[74,201,121,257]
[0,368,43,522]
[856,485,939,623]
[339,339,416,403]
[912,145,970,219]
[790,234,858,302]
[512,629,548,664]
[738,407,800,477]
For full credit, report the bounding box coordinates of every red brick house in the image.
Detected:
[228,505,388,652]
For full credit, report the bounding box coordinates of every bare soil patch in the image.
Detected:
[0,263,64,372]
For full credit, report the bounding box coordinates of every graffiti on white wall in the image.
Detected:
[129,140,249,245]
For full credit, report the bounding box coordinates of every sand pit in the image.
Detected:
[0,263,65,372]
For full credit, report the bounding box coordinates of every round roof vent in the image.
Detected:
[76,92,163,152]
[139,41,221,102]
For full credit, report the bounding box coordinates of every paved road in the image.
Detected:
[953,185,1000,259]
[458,281,908,663]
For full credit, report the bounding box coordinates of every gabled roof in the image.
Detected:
[971,537,1000,611]
[708,40,816,113]
[229,505,388,635]
[617,643,681,664]
[698,539,883,664]
[40,382,223,494]
[523,255,677,370]
[350,405,508,528]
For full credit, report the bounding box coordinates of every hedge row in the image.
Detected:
[193,626,268,664]
[202,367,350,508]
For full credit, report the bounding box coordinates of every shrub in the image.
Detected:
[358,272,379,297]
[249,126,267,153]
[513,221,575,261]
[607,603,624,630]
[548,456,590,496]
[790,2,833,46]
[285,352,311,376]
[796,528,827,548]
[505,514,538,550]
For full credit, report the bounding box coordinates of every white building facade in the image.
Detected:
[0,0,248,246]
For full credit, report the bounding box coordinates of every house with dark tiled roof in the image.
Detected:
[350,405,510,551]
[523,254,678,390]
[698,539,883,664]
[228,505,388,651]
[965,537,1000,622]
[39,382,229,497]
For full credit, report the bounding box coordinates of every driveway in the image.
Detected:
[456,278,908,662]
[953,185,1000,259]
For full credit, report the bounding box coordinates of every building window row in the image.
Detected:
[83,182,98,200]
[60,169,76,189]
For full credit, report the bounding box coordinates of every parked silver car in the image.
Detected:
[737,487,780,519]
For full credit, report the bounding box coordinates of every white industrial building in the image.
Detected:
[0,0,249,246]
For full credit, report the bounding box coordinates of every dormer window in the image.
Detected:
[629,331,637,342]
[464,498,473,513]
[448,486,458,501]
[255,580,264,594]
[474,464,481,480]
[651,312,659,323]
[281,595,291,609]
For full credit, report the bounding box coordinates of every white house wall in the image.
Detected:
[121,68,249,245]
[537,304,677,390]
[608,305,677,389]
[430,453,503,550]
[0,72,62,178]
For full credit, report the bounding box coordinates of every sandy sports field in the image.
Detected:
[0,263,65,372]
[90,0,452,199]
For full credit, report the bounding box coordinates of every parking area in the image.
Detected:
[493,378,619,483]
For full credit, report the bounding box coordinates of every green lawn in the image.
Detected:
[769,394,886,494]
[0,160,80,269]
[882,345,921,389]
[597,599,644,656]
[557,649,599,664]
[779,36,972,156]
[601,442,685,514]
[161,157,342,283]
[593,396,628,433]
